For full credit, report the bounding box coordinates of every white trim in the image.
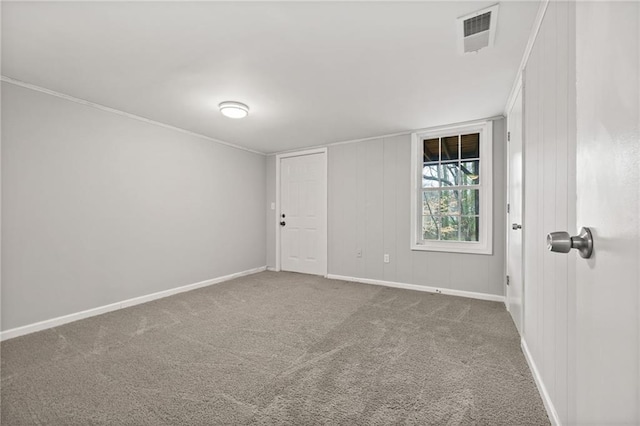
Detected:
[0,75,265,156]
[505,75,522,122]
[503,0,549,116]
[0,266,267,342]
[267,115,505,157]
[410,120,493,255]
[276,147,327,159]
[275,155,282,272]
[506,84,524,333]
[275,148,328,276]
[506,101,513,312]
[521,338,561,426]
[327,274,505,303]
[322,148,328,278]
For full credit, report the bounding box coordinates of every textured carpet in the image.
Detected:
[1,271,549,425]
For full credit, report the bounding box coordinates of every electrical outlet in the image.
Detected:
[356,249,362,258]
[384,254,390,263]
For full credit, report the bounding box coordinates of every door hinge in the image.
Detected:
[506,275,510,286]
[507,203,510,214]
[507,131,511,142]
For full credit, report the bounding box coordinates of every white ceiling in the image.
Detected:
[2,1,539,154]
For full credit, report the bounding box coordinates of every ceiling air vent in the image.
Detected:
[457,4,499,54]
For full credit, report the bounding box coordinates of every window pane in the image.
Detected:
[461,189,480,215]
[461,133,480,159]
[422,164,440,188]
[423,138,439,162]
[413,124,490,251]
[440,162,459,187]
[460,160,480,185]
[441,136,459,161]
[422,215,439,240]
[440,216,459,241]
[422,191,440,216]
[440,189,460,215]
[461,216,479,241]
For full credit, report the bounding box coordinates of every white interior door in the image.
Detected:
[573,2,639,423]
[279,152,327,276]
[507,86,524,334]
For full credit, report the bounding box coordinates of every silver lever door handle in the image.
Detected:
[547,227,593,258]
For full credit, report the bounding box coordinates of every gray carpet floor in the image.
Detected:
[1,271,549,425]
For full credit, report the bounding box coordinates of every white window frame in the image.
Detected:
[410,120,493,255]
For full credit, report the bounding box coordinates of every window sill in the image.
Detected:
[411,242,493,255]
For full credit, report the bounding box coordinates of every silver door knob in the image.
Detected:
[547,227,593,258]
[512,223,522,230]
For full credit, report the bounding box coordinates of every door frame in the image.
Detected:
[505,76,525,332]
[275,147,328,275]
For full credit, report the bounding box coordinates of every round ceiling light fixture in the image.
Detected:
[218,101,249,119]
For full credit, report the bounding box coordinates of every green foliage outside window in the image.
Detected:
[421,134,480,242]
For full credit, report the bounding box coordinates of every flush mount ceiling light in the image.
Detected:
[219,101,249,119]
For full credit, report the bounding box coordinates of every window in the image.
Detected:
[411,121,493,254]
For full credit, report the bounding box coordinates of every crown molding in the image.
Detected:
[503,0,550,116]
[268,114,505,156]
[1,75,265,156]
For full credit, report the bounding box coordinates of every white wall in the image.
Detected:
[267,119,506,297]
[520,2,576,424]
[1,82,266,331]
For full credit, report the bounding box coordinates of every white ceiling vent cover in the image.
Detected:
[457,4,499,54]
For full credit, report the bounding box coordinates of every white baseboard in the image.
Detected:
[326,274,505,303]
[521,338,561,426]
[0,266,267,342]
[266,266,278,272]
